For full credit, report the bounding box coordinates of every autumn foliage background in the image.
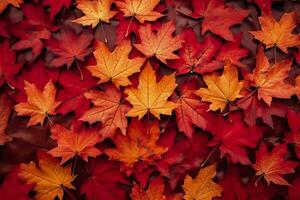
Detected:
[1,0,300,199]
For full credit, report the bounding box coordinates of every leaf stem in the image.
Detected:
[146,111,150,134]
[75,59,84,81]
[46,113,53,126]
[232,88,258,107]
[200,143,220,167]
[255,174,264,187]
[100,21,108,43]
[6,81,15,90]
[274,45,277,64]
[125,16,134,38]
[72,153,78,175]
[62,186,76,200]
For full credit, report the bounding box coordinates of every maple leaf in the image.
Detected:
[10,60,60,103]
[48,124,102,164]
[156,131,210,189]
[0,40,23,87]
[87,40,145,87]
[131,177,182,200]
[195,63,244,112]
[168,28,222,75]
[46,29,93,69]
[237,93,286,128]
[73,0,117,28]
[252,143,298,186]
[182,164,223,200]
[171,79,215,139]
[219,167,248,200]
[249,12,300,53]
[286,110,300,159]
[18,151,76,200]
[245,46,295,106]
[208,113,262,165]
[215,34,250,67]
[56,67,98,124]
[0,0,23,13]
[0,169,32,200]
[10,4,57,60]
[134,21,183,64]
[80,159,128,200]
[0,96,12,145]
[80,85,130,140]
[125,62,177,119]
[115,0,163,23]
[191,0,249,41]
[43,0,71,20]
[14,80,61,127]
[105,119,167,167]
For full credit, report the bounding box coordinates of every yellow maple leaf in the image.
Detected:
[105,119,167,167]
[87,40,145,88]
[73,0,117,28]
[249,12,300,53]
[14,80,61,127]
[115,0,163,23]
[182,165,223,200]
[19,151,76,200]
[125,62,177,119]
[195,63,244,112]
[134,21,184,64]
[0,0,23,13]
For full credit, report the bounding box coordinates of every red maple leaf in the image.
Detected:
[286,110,300,159]
[191,0,249,41]
[168,28,222,75]
[208,113,262,165]
[10,4,58,60]
[0,40,23,87]
[43,0,72,20]
[46,29,93,69]
[81,159,129,200]
[171,79,216,138]
[0,169,32,200]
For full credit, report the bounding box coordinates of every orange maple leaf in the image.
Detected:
[252,143,298,186]
[195,63,244,112]
[0,96,12,145]
[115,0,163,23]
[134,21,183,64]
[19,151,76,200]
[125,62,177,119]
[131,178,182,200]
[73,0,117,28]
[87,40,145,88]
[105,119,167,167]
[245,46,295,106]
[249,12,300,53]
[14,80,61,126]
[0,0,23,13]
[80,85,130,140]
[48,124,102,164]
[182,164,223,200]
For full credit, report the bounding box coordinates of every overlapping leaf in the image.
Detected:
[125,62,177,119]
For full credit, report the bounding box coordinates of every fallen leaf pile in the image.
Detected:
[1,0,300,199]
